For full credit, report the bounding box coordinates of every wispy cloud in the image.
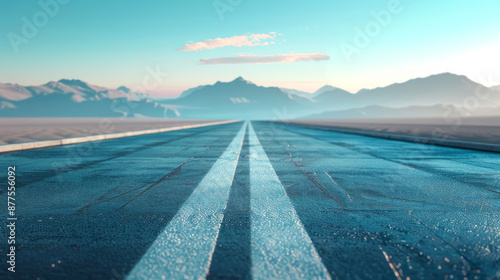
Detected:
[199,53,330,65]
[180,33,277,51]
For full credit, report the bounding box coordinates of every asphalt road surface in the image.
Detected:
[1,121,499,280]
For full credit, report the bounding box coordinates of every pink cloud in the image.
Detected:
[199,53,330,65]
[180,33,277,51]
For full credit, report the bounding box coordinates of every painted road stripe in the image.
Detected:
[127,121,247,280]
[249,122,332,280]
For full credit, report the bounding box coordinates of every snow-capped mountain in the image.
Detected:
[0,83,33,101]
[1,73,499,119]
[0,79,177,118]
[158,77,317,119]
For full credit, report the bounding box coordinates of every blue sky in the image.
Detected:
[1,0,499,97]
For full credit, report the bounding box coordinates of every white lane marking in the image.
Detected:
[248,122,332,280]
[126,122,247,280]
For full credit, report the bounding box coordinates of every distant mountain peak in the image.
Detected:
[433,72,463,77]
[229,76,254,85]
[213,76,255,87]
[117,86,131,93]
[316,85,337,92]
[355,72,472,94]
[313,85,352,96]
[56,79,95,91]
[58,79,89,86]
[416,72,468,82]
[313,85,352,97]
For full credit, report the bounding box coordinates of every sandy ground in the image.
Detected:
[0,118,217,145]
[288,116,500,145]
[1,117,499,146]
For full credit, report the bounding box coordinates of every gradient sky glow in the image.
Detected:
[1,0,499,97]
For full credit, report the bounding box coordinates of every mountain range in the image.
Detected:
[1,73,499,119]
[0,79,177,118]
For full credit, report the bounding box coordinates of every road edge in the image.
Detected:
[276,121,500,153]
[0,120,239,154]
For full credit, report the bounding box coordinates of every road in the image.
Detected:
[1,121,499,280]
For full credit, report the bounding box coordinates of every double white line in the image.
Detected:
[127,121,330,280]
